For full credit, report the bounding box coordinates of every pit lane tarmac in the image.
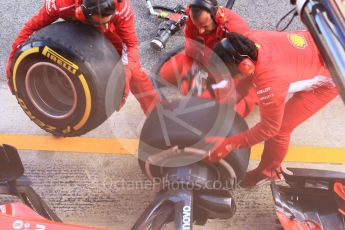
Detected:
[1,0,345,229]
[1,80,345,230]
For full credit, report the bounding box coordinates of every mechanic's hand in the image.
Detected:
[212,79,235,104]
[204,136,235,163]
[117,65,131,111]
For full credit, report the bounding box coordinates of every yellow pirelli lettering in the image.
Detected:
[62,126,72,134]
[73,74,92,130]
[42,46,79,75]
[13,47,40,92]
[45,125,57,132]
[17,97,56,132]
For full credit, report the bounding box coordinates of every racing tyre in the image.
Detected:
[10,21,125,136]
[152,0,236,99]
[132,202,174,230]
[138,97,250,182]
[152,44,184,100]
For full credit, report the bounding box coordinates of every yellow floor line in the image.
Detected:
[1,134,345,163]
[251,145,345,164]
[0,134,139,155]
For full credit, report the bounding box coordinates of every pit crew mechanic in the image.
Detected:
[6,0,159,115]
[206,31,338,188]
[158,0,258,117]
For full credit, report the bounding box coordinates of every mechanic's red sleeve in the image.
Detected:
[223,8,250,34]
[7,1,59,79]
[184,19,203,59]
[114,0,140,68]
[226,71,290,149]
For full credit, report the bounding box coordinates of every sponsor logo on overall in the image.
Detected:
[256,87,274,105]
[256,87,271,95]
[182,205,191,230]
[255,43,261,49]
[0,204,6,214]
[46,0,57,14]
[288,34,308,49]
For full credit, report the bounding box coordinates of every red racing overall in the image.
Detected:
[159,7,257,117]
[219,30,338,186]
[7,0,159,114]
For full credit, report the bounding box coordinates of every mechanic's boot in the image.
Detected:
[240,167,282,189]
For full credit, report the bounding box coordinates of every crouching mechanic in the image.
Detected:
[158,0,257,117]
[206,31,338,188]
[6,0,159,115]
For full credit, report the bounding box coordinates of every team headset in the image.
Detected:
[219,38,256,77]
[185,0,255,77]
[75,0,120,24]
[185,0,228,29]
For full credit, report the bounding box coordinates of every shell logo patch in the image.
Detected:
[288,34,308,49]
[255,43,261,49]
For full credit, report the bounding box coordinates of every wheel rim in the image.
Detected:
[25,62,78,120]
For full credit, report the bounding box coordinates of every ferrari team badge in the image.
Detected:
[288,34,308,49]
[255,43,261,49]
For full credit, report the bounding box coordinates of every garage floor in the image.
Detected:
[1,0,345,229]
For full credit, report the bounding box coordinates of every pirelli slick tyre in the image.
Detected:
[138,97,250,182]
[10,21,125,136]
[152,45,184,100]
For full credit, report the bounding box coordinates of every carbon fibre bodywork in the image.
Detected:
[271,168,345,230]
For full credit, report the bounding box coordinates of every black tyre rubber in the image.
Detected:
[152,0,236,98]
[151,44,184,100]
[131,203,174,230]
[138,97,250,182]
[10,21,125,136]
[225,0,236,9]
[19,186,61,222]
[153,45,217,100]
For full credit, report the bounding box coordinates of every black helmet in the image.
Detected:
[82,0,116,20]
